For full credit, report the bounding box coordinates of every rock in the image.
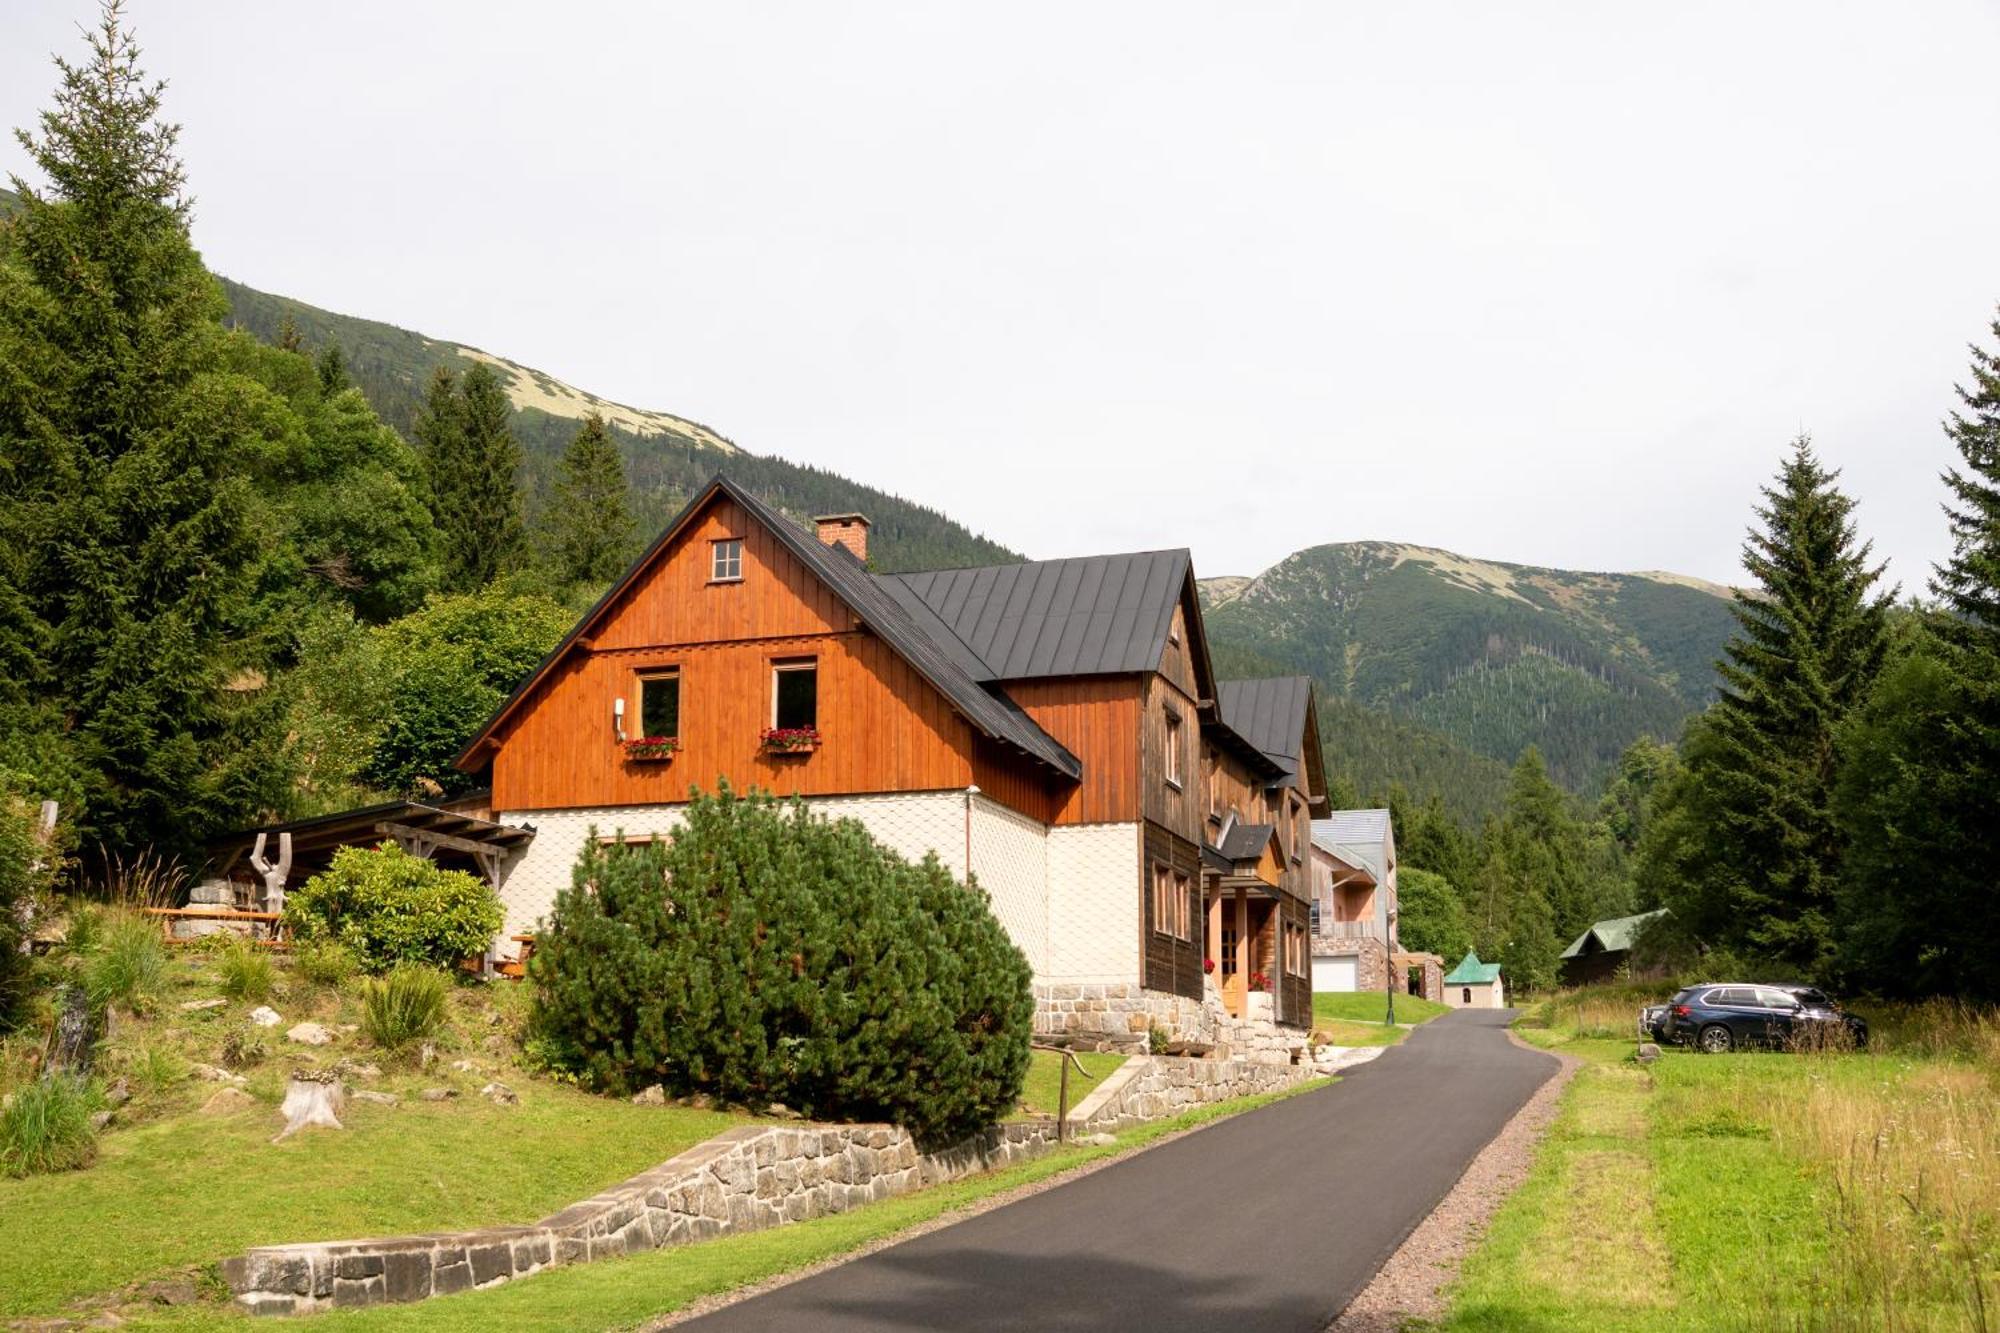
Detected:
[764,1101,802,1120]
[1635,1042,1663,1065]
[191,1063,248,1087]
[86,1313,126,1328]
[89,1110,114,1132]
[631,1084,667,1107]
[247,1006,282,1028]
[179,998,226,1013]
[418,1042,437,1070]
[685,1091,715,1111]
[199,1087,257,1116]
[451,1059,478,1073]
[344,1061,383,1081]
[482,1034,507,1053]
[420,1087,457,1102]
[351,1090,399,1106]
[286,1022,333,1047]
[133,1274,199,1306]
[480,1082,517,1106]
[104,1077,130,1107]
[1080,1132,1117,1146]
[338,1024,358,1033]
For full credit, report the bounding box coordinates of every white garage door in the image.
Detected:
[1312,955,1358,992]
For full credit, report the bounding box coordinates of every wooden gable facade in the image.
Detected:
[463,490,1066,818]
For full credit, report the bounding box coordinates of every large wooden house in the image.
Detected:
[451,476,1327,1053]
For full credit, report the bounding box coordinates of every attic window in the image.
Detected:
[711,538,743,582]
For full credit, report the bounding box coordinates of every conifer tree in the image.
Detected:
[316,342,349,396]
[0,1,273,854]
[1834,315,2000,1000]
[1645,438,1889,974]
[418,364,523,590]
[276,312,303,353]
[540,413,637,588]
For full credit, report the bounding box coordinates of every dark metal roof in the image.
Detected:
[1216,676,1314,784]
[884,550,1193,680]
[1217,822,1276,862]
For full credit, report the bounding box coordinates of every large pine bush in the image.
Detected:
[528,787,1033,1145]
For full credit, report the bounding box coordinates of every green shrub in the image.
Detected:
[0,783,60,1029]
[362,965,450,1050]
[82,910,167,1013]
[293,940,358,989]
[529,787,1033,1145]
[284,843,501,972]
[216,936,275,1002]
[0,1075,104,1177]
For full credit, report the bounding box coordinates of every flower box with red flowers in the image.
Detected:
[760,726,822,754]
[623,736,680,762]
[1248,970,1271,991]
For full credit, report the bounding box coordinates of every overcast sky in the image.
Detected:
[5,3,1998,587]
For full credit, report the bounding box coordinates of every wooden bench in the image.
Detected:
[143,907,289,947]
[495,933,536,980]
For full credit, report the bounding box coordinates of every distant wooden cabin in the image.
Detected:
[1558,909,1669,987]
[430,475,1326,1051]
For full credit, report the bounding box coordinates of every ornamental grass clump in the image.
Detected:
[0,1075,104,1178]
[529,785,1033,1146]
[362,965,450,1051]
[81,909,167,1013]
[216,935,274,1002]
[284,843,501,973]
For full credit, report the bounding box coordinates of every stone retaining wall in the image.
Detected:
[1034,982,1308,1065]
[1066,1053,1321,1135]
[222,1119,1059,1315]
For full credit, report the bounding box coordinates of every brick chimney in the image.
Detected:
[814,513,870,563]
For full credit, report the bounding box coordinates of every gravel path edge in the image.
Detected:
[1327,1032,1586,1332]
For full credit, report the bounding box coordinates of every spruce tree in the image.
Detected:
[419,364,523,590]
[0,2,272,854]
[1834,314,2000,1000]
[541,413,637,588]
[1653,438,1889,974]
[316,342,349,397]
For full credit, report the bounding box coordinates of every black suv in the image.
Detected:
[1646,983,1869,1053]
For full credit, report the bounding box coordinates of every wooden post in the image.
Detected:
[1057,1056,1070,1144]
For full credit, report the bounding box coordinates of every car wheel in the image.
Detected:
[1699,1024,1734,1054]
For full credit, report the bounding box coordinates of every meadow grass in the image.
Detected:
[1443,990,1999,1331]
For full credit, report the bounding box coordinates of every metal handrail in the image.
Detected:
[1029,1042,1102,1143]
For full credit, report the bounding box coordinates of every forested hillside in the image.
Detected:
[1203,542,1739,815]
[214,280,1017,574]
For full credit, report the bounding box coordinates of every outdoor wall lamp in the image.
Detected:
[613,696,626,742]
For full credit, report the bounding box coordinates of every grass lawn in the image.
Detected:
[1009,1049,1126,1121]
[1434,991,1999,1331]
[1312,989,1449,1028]
[0,1071,739,1319]
[124,1073,1336,1330]
[1309,1017,1409,1048]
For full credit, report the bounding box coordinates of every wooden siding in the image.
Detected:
[1278,895,1312,1026]
[1140,673,1203,844]
[1005,677,1141,825]
[1142,824,1204,1000]
[488,491,1059,813]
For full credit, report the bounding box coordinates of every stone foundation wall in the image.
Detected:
[223,1119,1059,1315]
[1067,1054,1321,1135]
[1034,983,1307,1065]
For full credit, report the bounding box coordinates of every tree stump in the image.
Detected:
[273,1069,345,1143]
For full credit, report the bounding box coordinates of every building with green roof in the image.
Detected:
[1558,908,1670,987]
[1443,950,1506,1008]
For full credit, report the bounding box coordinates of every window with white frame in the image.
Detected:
[1164,707,1183,788]
[771,658,818,730]
[710,538,744,582]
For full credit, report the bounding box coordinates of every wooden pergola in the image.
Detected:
[209,798,536,912]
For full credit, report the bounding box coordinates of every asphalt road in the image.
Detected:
[680,1007,1557,1332]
